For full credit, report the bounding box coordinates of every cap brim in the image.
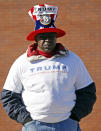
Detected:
[26,28,66,41]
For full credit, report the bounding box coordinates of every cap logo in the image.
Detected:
[40,14,51,25]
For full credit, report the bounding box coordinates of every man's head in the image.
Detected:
[35,32,57,53]
[26,4,66,41]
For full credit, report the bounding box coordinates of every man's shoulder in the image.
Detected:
[68,50,81,60]
[11,53,27,67]
[15,53,26,62]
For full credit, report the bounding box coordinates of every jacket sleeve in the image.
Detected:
[70,82,96,121]
[0,58,32,125]
[1,89,32,125]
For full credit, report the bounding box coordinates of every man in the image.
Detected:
[1,4,96,131]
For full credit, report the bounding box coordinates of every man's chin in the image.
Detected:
[43,48,53,53]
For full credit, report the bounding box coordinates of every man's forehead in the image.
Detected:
[37,32,57,37]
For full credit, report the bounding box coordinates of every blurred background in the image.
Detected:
[0,0,101,131]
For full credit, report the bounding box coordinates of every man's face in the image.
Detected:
[35,32,57,53]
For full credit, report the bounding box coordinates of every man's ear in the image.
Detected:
[35,35,38,42]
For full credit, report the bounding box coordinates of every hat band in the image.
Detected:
[35,20,56,30]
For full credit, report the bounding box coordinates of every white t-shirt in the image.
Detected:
[3,51,93,123]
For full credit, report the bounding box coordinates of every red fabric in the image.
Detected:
[26,28,66,41]
[31,7,33,14]
[37,49,55,58]
[51,14,55,19]
[27,43,66,58]
[33,15,37,21]
[39,4,45,6]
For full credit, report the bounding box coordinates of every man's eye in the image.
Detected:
[39,36,45,39]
